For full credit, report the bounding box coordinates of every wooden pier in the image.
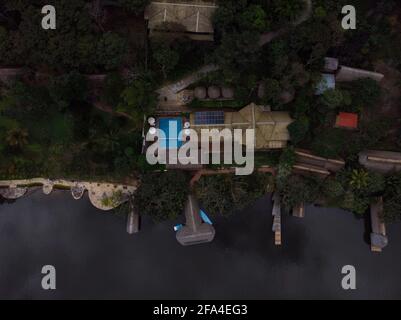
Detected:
[370,197,388,253]
[272,193,282,246]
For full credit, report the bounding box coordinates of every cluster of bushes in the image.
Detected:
[194,172,274,216]
[286,77,387,161]
[134,171,274,222]
[0,1,135,73]
[278,168,401,223]
[135,171,190,222]
[0,73,147,180]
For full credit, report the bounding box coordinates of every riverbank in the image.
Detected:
[0,178,138,211]
[0,192,401,299]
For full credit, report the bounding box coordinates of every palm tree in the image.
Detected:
[5,127,28,149]
[349,169,369,191]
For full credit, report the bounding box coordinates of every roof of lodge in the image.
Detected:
[145,1,217,34]
[189,103,293,149]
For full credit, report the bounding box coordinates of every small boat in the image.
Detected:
[174,224,183,232]
[200,210,213,225]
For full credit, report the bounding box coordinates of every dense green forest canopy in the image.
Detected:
[1,0,401,221]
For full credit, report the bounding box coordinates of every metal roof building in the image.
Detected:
[145,1,217,41]
[359,150,401,174]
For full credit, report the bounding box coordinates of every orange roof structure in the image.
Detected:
[335,112,358,129]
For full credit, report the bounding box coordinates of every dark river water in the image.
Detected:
[0,190,400,300]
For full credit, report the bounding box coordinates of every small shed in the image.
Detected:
[335,112,359,130]
[145,1,217,41]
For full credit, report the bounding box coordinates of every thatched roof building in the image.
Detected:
[335,112,359,130]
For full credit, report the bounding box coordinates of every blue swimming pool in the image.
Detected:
[158,117,183,149]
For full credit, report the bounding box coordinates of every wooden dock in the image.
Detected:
[272,193,282,246]
[126,202,140,234]
[293,203,305,218]
[370,197,388,253]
